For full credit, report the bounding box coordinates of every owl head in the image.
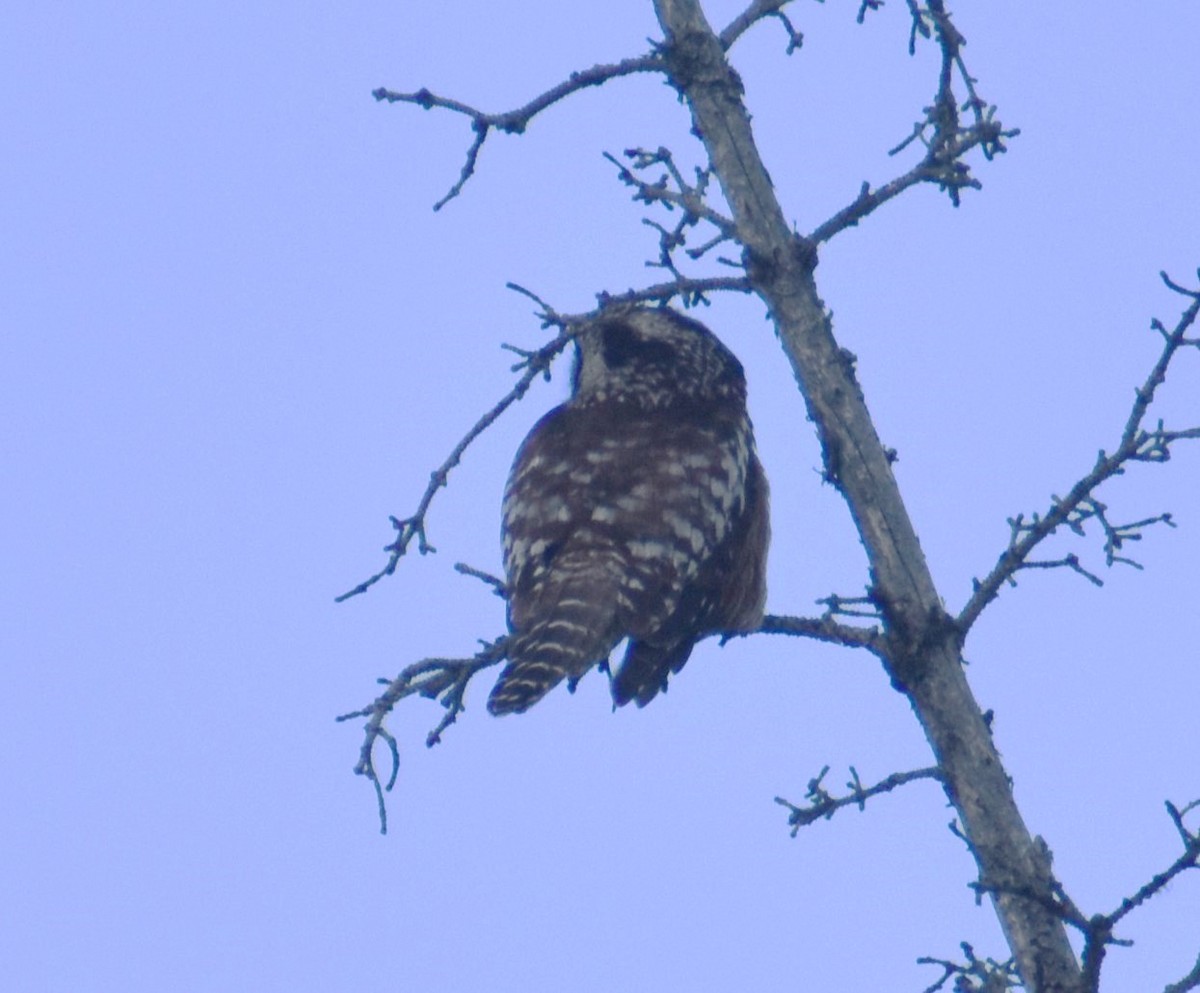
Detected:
[570,306,747,410]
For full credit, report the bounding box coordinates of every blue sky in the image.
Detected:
[4,3,1198,991]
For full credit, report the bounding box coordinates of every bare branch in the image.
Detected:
[651,0,1081,983]
[917,943,1019,993]
[813,2,1017,243]
[961,277,1200,632]
[775,764,942,835]
[810,114,1015,243]
[855,1,885,24]
[336,327,573,602]
[1016,553,1104,588]
[1102,800,1200,930]
[336,636,509,833]
[815,592,881,619]
[1078,802,1198,993]
[373,54,664,209]
[969,799,1200,992]
[597,275,754,310]
[605,146,739,282]
[754,611,885,655]
[453,562,507,597]
[1166,952,1200,993]
[720,0,805,53]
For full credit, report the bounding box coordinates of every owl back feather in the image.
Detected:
[488,306,769,716]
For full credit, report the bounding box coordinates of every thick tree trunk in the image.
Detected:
[650,2,1082,989]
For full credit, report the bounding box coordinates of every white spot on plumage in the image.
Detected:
[489,306,768,717]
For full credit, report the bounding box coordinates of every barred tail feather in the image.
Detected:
[488,600,620,716]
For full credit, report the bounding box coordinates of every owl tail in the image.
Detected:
[611,638,696,708]
[487,603,620,716]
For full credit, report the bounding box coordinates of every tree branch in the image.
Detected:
[960,273,1200,633]
[754,611,885,655]
[374,54,664,209]
[775,764,942,834]
[1166,952,1200,993]
[916,942,1020,993]
[605,146,737,239]
[968,799,1200,992]
[651,0,1082,986]
[719,0,805,53]
[336,636,509,833]
[599,274,754,308]
[335,323,574,602]
[811,0,1017,243]
[1102,800,1200,931]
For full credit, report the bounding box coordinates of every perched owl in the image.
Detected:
[487,306,769,716]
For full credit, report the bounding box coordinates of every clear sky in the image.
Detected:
[4,3,1198,992]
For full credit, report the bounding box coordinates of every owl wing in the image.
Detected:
[490,400,764,715]
[612,447,768,707]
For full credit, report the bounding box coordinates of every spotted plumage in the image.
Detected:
[487,306,769,716]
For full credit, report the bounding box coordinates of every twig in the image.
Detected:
[968,799,1200,992]
[373,54,664,210]
[753,611,885,655]
[775,764,942,835]
[1016,554,1104,588]
[336,327,573,602]
[917,943,1019,993]
[960,273,1200,633]
[1103,800,1200,930]
[810,114,1014,243]
[605,147,738,277]
[336,636,509,833]
[454,562,507,597]
[1165,952,1200,993]
[855,1,884,24]
[814,0,1017,242]
[598,275,753,310]
[816,592,881,619]
[720,0,805,53]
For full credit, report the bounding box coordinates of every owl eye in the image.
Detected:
[601,322,677,370]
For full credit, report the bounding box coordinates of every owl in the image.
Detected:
[486,305,769,716]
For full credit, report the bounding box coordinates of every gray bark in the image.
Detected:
[650,2,1083,989]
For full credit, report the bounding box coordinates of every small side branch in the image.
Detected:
[1101,800,1200,931]
[960,272,1200,633]
[599,274,754,310]
[775,764,942,835]
[754,610,885,655]
[813,0,1017,243]
[336,636,509,834]
[336,324,573,602]
[605,146,745,289]
[453,562,507,598]
[606,147,736,239]
[1166,952,1200,993]
[917,943,1019,993]
[374,54,664,209]
[969,799,1200,993]
[720,0,805,53]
